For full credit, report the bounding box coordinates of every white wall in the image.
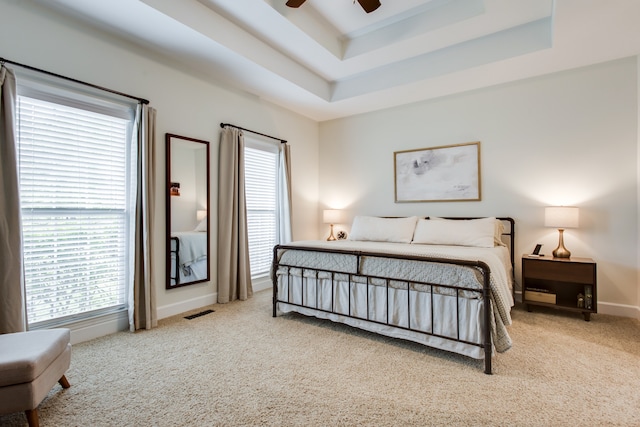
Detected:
[637,56,640,314]
[320,58,639,317]
[0,1,320,322]
[2,1,638,329]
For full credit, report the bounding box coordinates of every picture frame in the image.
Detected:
[394,141,481,203]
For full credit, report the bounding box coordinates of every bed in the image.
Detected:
[271,216,515,374]
[169,231,208,286]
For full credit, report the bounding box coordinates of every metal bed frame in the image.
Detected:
[271,217,515,375]
[170,236,180,285]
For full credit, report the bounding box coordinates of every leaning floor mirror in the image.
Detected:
[166,133,210,289]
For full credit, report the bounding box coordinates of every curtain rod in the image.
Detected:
[0,57,149,105]
[220,123,287,144]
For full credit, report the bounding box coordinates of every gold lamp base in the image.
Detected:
[327,224,336,241]
[552,228,571,258]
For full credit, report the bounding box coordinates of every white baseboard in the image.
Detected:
[65,280,271,343]
[67,310,129,345]
[156,280,272,320]
[44,285,640,345]
[59,293,218,345]
[597,301,640,319]
[252,276,272,293]
[157,292,217,320]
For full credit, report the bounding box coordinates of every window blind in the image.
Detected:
[244,145,277,277]
[18,95,132,326]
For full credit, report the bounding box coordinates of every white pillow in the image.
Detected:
[194,216,207,232]
[493,219,506,246]
[429,216,505,246]
[349,216,418,243]
[412,217,496,248]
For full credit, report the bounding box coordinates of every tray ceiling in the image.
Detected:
[34,0,640,121]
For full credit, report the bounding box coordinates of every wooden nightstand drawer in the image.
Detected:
[523,259,595,284]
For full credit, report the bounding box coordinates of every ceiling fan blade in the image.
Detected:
[286,0,306,7]
[357,0,381,13]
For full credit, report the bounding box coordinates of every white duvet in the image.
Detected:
[172,231,207,267]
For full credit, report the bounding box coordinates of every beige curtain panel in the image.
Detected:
[217,127,252,304]
[0,65,27,334]
[278,143,292,244]
[130,104,158,331]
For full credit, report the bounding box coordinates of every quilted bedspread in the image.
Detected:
[275,240,514,352]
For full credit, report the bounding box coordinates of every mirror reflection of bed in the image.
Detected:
[170,226,207,287]
[166,134,210,288]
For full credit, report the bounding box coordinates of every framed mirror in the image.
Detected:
[166,133,210,289]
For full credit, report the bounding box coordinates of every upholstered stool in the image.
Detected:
[0,329,72,427]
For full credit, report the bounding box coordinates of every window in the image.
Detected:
[17,79,136,327]
[244,138,279,278]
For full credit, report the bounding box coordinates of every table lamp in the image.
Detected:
[323,209,341,241]
[545,206,579,258]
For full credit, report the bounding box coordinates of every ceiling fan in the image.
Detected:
[286,0,381,14]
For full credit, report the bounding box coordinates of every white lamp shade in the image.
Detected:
[323,209,342,224]
[545,206,579,229]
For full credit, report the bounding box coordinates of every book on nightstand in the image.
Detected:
[524,287,557,304]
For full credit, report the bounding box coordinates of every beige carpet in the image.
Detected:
[2,289,639,426]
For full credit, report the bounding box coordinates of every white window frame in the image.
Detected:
[16,70,137,329]
[244,136,280,279]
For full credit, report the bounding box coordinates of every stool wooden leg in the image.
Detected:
[25,408,39,427]
[58,375,71,389]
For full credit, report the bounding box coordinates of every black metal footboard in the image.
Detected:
[271,246,495,374]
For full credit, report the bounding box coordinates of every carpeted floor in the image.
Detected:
[1,289,639,426]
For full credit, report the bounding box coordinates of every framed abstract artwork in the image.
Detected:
[394,141,481,202]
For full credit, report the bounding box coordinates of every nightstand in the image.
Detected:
[522,255,597,321]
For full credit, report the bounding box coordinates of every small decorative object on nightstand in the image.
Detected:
[336,230,348,240]
[522,255,597,321]
[584,285,593,310]
[577,293,584,308]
